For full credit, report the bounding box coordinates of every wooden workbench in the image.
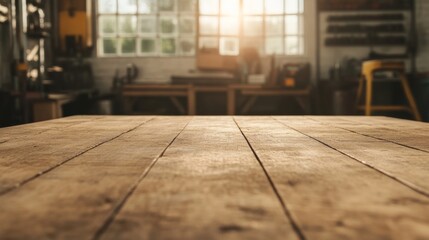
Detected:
[121,84,312,115]
[0,116,428,240]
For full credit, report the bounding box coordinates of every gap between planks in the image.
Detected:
[232,117,306,240]
[306,116,429,154]
[272,116,429,199]
[93,117,192,240]
[0,117,155,196]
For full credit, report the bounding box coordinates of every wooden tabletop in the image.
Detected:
[0,116,428,240]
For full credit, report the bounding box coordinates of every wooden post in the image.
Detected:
[227,87,236,115]
[187,85,196,115]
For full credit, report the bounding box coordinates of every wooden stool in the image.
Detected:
[356,60,422,121]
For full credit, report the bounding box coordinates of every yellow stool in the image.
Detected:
[356,60,422,121]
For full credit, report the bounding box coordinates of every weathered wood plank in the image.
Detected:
[0,116,153,194]
[274,116,429,196]
[235,116,429,240]
[99,117,300,240]
[0,117,191,240]
[315,116,429,153]
[0,116,105,143]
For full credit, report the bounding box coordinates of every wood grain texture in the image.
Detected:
[274,116,429,196]
[314,116,429,153]
[235,116,429,240]
[0,116,155,194]
[99,117,300,240]
[0,116,428,240]
[0,116,104,143]
[0,117,191,240]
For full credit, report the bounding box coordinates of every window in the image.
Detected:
[96,0,304,57]
[199,0,305,56]
[97,0,197,56]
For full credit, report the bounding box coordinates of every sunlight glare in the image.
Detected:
[243,0,263,15]
[221,0,240,16]
[265,0,284,14]
[220,16,239,35]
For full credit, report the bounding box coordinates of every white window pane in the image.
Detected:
[180,17,195,34]
[98,0,116,13]
[265,0,284,14]
[139,16,157,34]
[141,38,157,54]
[242,37,264,54]
[285,15,303,35]
[160,17,177,34]
[179,0,196,12]
[285,15,298,35]
[159,0,175,11]
[99,16,117,35]
[243,16,263,36]
[265,16,283,35]
[100,38,117,54]
[120,38,137,54]
[285,0,304,14]
[199,0,219,15]
[118,0,137,13]
[220,17,238,35]
[285,36,303,55]
[118,16,137,34]
[220,0,239,16]
[161,38,176,54]
[265,37,283,54]
[179,38,195,55]
[299,0,304,13]
[199,16,218,35]
[220,37,239,55]
[138,0,157,13]
[199,37,218,49]
[243,0,263,15]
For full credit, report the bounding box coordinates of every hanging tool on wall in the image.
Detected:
[0,0,9,23]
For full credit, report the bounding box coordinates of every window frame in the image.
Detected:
[96,0,198,57]
[197,0,306,57]
[95,0,306,57]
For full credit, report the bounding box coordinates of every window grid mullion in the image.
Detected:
[97,0,304,57]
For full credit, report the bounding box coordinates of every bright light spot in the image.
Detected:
[221,0,240,16]
[220,16,239,35]
[199,0,219,15]
[265,0,284,14]
[243,0,263,14]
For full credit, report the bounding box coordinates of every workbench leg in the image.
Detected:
[240,96,258,115]
[365,78,373,116]
[296,96,312,115]
[356,76,364,107]
[55,102,63,118]
[188,87,196,115]
[400,74,422,121]
[170,97,186,115]
[227,89,236,115]
[123,97,134,115]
